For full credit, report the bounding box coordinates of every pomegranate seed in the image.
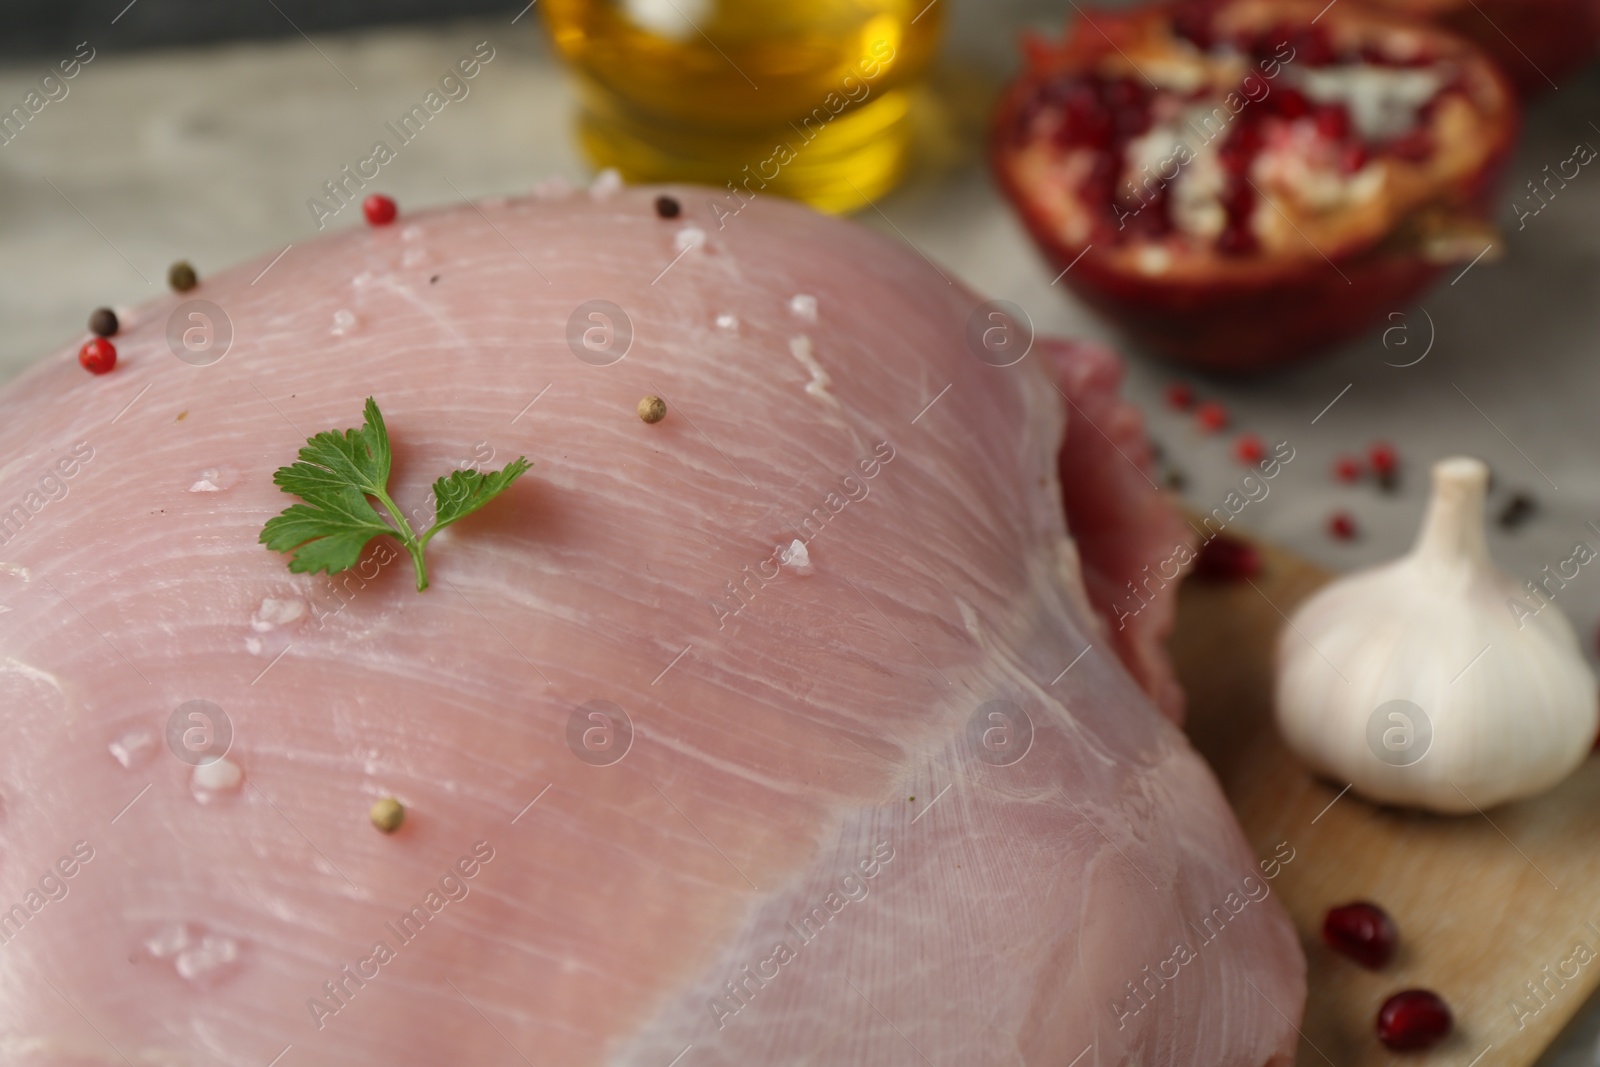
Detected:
[1217,179,1258,255]
[1217,223,1259,256]
[1171,6,1217,50]
[1193,535,1262,581]
[1322,902,1397,969]
[1234,433,1266,464]
[1196,401,1228,432]
[1333,456,1363,483]
[1328,512,1357,540]
[1275,87,1310,119]
[1387,129,1434,162]
[78,338,116,375]
[1164,383,1196,410]
[1080,153,1118,212]
[1289,26,1337,66]
[1338,142,1371,175]
[1313,104,1351,141]
[1107,79,1150,139]
[1377,989,1452,1051]
[363,194,398,226]
[1254,22,1298,61]
[1368,442,1398,475]
[1057,78,1114,151]
[1219,122,1263,177]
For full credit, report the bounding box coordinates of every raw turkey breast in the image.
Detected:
[0,183,1303,1066]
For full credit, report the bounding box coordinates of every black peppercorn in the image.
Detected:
[168,261,198,292]
[1499,492,1536,529]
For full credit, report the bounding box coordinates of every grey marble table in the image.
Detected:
[0,4,1596,1062]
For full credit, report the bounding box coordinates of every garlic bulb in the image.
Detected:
[1274,456,1597,813]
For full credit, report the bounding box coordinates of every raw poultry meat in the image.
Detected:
[0,184,1302,1065]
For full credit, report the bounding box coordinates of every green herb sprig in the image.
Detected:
[260,397,530,591]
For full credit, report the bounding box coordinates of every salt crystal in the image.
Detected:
[145,922,195,959]
[192,757,243,799]
[188,465,238,493]
[675,227,706,253]
[109,729,155,769]
[175,934,241,983]
[589,168,624,200]
[779,539,813,575]
[251,597,305,633]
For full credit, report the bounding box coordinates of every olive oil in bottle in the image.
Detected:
[542,0,945,213]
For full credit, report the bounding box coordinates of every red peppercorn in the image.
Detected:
[1369,442,1398,475]
[1164,382,1196,411]
[1234,433,1266,465]
[78,338,116,375]
[1328,512,1357,540]
[1333,456,1363,483]
[1377,989,1452,1051]
[363,194,398,226]
[1322,901,1398,969]
[1193,535,1262,581]
[1196,401,1228,432]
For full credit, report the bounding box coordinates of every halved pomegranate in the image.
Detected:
[992,0,1520,372]
[1363,0,1599,95]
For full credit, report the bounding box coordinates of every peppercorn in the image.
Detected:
[1164,383,1195,411]
[78,338,116,375]
[654,195,682,219]
[168,261,198,292]
[88,307,119,337]
[1369,441,1398,475]
[369,796,405,833]
[1196,401,1228,432]
[1233,433,1266,465]
[638,395,667,423]
[1499,492,1536,529]
[363,194,398,226]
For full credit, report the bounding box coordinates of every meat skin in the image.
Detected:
[0,186,1302,1066]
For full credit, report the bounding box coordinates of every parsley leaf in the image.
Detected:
[260,397,530,591]
[427,461,534,535]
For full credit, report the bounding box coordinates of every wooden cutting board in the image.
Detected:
[1171,536,1600,1067]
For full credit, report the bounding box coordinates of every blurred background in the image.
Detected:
[1,2,1598,1062]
